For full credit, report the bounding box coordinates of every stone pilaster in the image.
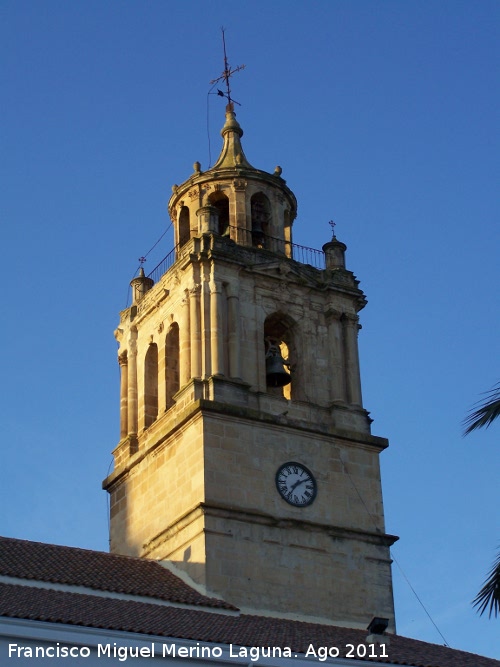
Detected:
[326,308,346,403]
[127,328,138,436]
[232,179,248,245]
[118,351,128,438]
[226,280,241,379]
[342,313,363,406]
[179,294,190,387]
[201,276,211,378]
[209,279,224,376]
[189,284,202,378]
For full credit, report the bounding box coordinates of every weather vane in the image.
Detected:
[210,27,245,107]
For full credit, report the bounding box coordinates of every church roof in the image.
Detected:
[0,536,498,667]
[0,536,234,610]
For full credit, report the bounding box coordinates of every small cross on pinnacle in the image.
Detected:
[329,220,336,239]
[210,27,245,108]
[138,256,146,266]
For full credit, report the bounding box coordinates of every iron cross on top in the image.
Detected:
[210,27,245,108]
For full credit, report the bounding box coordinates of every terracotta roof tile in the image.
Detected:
[1,583,499,667]
[0,536,234,610]
[1,537,498,667]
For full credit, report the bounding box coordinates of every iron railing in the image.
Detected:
[146,231,325,284]
[287,241,325,268]
[226,226,325,269]
[147,245,178,284]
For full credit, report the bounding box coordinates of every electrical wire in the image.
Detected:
[207,82,219,168]
[391,551,450,647]
[339,452,450,647]
[125,222,173,309]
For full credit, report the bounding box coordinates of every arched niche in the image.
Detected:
[144,343,158,427]
[165,323,180,409]
[264,312,296,400]
[178,206,190,247]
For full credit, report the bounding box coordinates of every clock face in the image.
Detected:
[275,462,317,507]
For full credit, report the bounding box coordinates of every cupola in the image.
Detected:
[168,105,297,257]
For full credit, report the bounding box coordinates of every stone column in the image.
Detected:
[326,309,345,403]
[118,352,128,438]
[127,329,138,436]
[196,205,218,234]
[179,294,190,386]
[342,314,363,407]
[209,279,224,376]
[190,283,202,378]
[226,281,241,379]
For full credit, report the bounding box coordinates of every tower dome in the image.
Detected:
[168,105,297,256]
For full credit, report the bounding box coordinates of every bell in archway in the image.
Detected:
[265,343,291,388]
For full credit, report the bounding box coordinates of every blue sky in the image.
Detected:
[1,0,499,659]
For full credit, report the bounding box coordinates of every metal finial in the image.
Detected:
[209,27,245,107]
[329,220,337,238]
[138,256,146,266]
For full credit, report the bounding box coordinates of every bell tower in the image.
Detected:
[103,104,397,630]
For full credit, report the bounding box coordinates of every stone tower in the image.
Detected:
[103,105,397,630]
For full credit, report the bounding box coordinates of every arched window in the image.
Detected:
[209,193,230,236]
[264,313,295,400]
[178,207,190,247]
[165,323,180,409]
[144,343,158,427]
[251,193,270,248]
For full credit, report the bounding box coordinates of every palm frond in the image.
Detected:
[463,382,500,436]
[473,550,500,618]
